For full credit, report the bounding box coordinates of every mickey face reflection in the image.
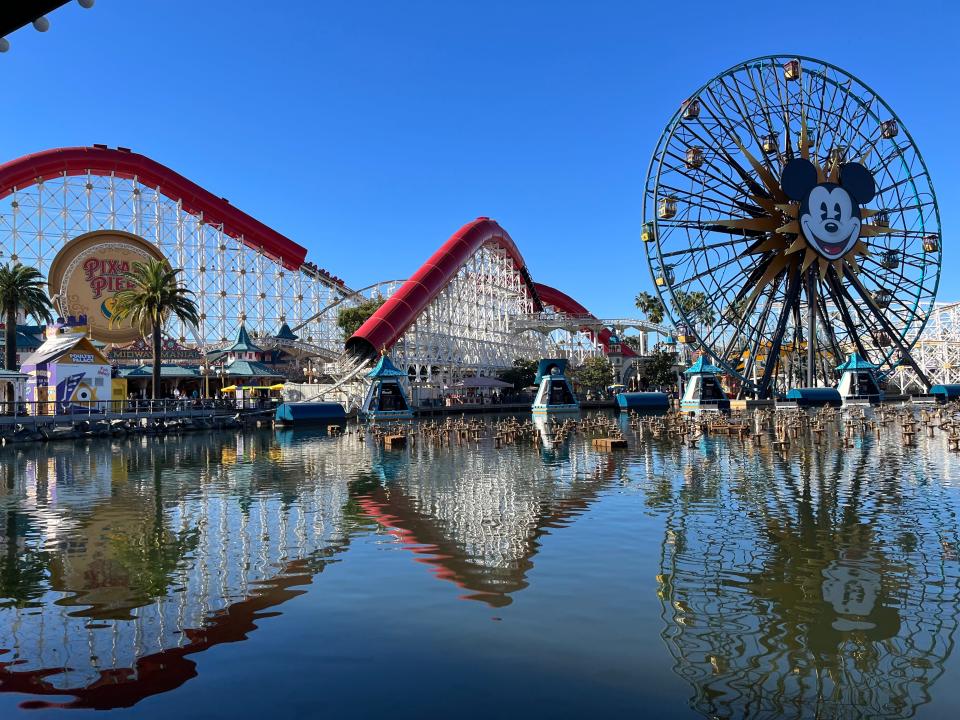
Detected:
[781,157,876,261]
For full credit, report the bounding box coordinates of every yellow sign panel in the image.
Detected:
[47,230,167,344]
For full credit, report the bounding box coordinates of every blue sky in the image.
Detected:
[1,0,955,317]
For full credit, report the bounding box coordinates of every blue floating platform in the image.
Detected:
[275,402,346,426]
[616,392,670,410]
[930,384,960,402]
[784,387,843,408]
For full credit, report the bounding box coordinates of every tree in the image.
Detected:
[336,296,385,339]
[498,358,539,390]
[636,348,679,390]
[0,263,53,402]
[570,355,615,393]
[635,291,666,324]
[110,260,200,400]
[672,290,716,331]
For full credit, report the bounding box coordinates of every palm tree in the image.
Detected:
[672,290,716,333]
[110,260,200,400]
[0,263,54,402]
[635,291,666,324]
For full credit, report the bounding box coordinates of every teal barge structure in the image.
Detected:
[680,357,729,413]
[531,359,579,415]
[836,353,884,405]
[360,354,414,421]
[784,387,843,408]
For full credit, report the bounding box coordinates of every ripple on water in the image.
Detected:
[0,412,956,718]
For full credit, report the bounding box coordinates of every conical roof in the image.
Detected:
[835,352,878,372]
[225,324,262,353]
[366,354,407,378]
[275,322,299,341]
[684,356,723,375]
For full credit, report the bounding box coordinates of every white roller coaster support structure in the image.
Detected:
[890,302,960,394]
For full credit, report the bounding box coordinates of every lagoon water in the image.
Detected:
[1,414,959,719]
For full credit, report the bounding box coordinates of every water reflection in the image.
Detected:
[650,430,960,718]
[0,423,616,709]
[356,427,617,606]
[0,432,361,709]
[0,416,957,716]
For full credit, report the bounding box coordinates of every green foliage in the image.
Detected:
[0,506,50,608]
[635,291,666,324]
[110,260,200,399]
[636,348,679,389]
[498,358,539,389]
[337,297,385,339]
[110,260,201,336]
[0,263,54,373]
[671,290,715,329]
[570,355,615,392]
[109,520,200,604]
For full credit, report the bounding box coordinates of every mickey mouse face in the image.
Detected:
[781,158,876,261]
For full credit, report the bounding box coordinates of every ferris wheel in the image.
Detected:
[642,55,941,398]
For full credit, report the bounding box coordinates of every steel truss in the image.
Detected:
[890,302,960,393]
[0,171,351,354]
[389,242,600,384]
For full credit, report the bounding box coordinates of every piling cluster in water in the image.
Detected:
[353,402,960,457]
[357,414,626,450]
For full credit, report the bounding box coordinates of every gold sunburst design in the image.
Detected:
[710,123,900,301]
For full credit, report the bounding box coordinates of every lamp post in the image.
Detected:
[201,363,210,399]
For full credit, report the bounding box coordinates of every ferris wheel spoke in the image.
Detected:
[654,180,752,215]
[737,278,784,396]
[843,267,932,386]
[874,173,929,198]
[756,265,803,397]
[831,272,903,359]
[815,290,845,370]
[659,237,755,259]
[657,153,754,208]
[670,121,770,202]
[744,67,778,143]
[717,283,768,370]
[645,55,940,392]
[822,273,873,361]
[692,98,774,199]
[859,257,928,299]
[669,253,758,289]
[717,76,781,178]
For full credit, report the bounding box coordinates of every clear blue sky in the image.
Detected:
[1,0,955,317]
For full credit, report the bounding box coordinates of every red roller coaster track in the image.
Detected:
[347,217,633,359]
[0,146,310,271]
[0,149,628,359]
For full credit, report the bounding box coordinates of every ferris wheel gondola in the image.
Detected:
[643,55,941,398]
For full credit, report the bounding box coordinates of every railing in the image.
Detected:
[0,398,280,422]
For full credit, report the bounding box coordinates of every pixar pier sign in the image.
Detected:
[47,230,168,344]
[82,257,139,299]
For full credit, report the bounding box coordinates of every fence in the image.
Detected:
[0,397,280,423]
